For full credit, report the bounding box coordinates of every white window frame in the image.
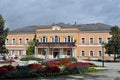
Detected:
[18,38,22,45]
[40,36,48,42]
[89,38,94,44]
[89,51,94,57]
[11,50,15,55]
[98,38,102,44]
[12,38,15,44]
[18,50,22,56]
[98,51,102,57]
[81,38,85,44]
[6,38,9,44]
[81,51,85,56]
[26,38,29,45]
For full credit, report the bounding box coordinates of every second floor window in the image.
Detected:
[90,38,93,44]
[6,38,9,44]
[65,36,73,42]
[98,38,102,44]
[12,38,15,44]
[40,36,48,42]
[107,37,111,42]
[81,38,85,44]
[52,36,60,42]
[26,38,29,45]
[19,38,22,44]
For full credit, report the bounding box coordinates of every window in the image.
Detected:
[81,51,85,56]
[19,38,22,44]
[42,49,46,55]
[90,38,93,44]
[40,36,48,42]
[12,38,15,44]
[52,36,60,42]
[107,54,111,57]
[90,51,93,57]
[18,50,22,55]
[107,37,111,42]
[67,50,71,56]
[98,38,102,44]
[65,36,73,42]
[98,51,102,57]
[81,38,85,44]
[26,38,29,45]
[12,50,15,55]
[6,38,9,44]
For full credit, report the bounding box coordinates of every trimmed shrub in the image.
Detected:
[20,56,43,61]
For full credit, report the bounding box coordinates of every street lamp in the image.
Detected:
[102,42,104,67]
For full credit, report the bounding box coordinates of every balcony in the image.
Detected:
[36,42,76,48]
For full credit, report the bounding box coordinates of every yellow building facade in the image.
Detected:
[6,23,114,60]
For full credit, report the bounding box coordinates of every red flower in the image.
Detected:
[0,68,8,76]
[27,64,43,70]
[45,65,60,73]
[1,65,16,71]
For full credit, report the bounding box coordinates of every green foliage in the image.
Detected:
[26,41,35,55]
[20,56,43,61]
[0,14,9,54]
[105,25,120,61]
[56,57,77,62]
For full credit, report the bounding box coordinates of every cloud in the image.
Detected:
[0,0,120,30]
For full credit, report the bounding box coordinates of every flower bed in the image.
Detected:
[0,58,100,79]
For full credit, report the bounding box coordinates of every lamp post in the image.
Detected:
[102,42,104,67]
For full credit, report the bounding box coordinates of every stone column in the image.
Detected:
[46,48,49,60]
[60,48,63,58]
[72,48,76,58]
[34,47,38,58]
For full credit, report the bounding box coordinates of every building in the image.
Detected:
[6,23,113,60]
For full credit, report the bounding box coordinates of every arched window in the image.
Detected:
[26,38,29,45]
[19,38,22,44]
[6,38,9,44]
[40,36,48,42]
[65,36,73,42]
[90,38,93,44]
[81,51,85,56]
[98,51,102,57]
[98,38,102,44]
[12,38,15,44]
[90,51,93,57]
[52,36,60,42]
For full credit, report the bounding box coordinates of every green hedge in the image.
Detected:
[20,56,43,61]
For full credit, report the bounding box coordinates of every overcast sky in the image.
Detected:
[0,0,120,30]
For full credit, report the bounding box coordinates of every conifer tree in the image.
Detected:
[0,15,9,54]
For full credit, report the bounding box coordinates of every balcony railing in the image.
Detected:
[36,42,76,47]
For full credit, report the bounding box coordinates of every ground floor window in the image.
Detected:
[67,50,71,56]
[42,49,46,55]
[81,51,85,56]
[90,51,93,57]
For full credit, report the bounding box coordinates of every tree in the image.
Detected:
[0,15,9,54]
[26,41,35,55]
[105,25,120,61]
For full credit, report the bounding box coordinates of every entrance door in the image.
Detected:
[53,49,59,59]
